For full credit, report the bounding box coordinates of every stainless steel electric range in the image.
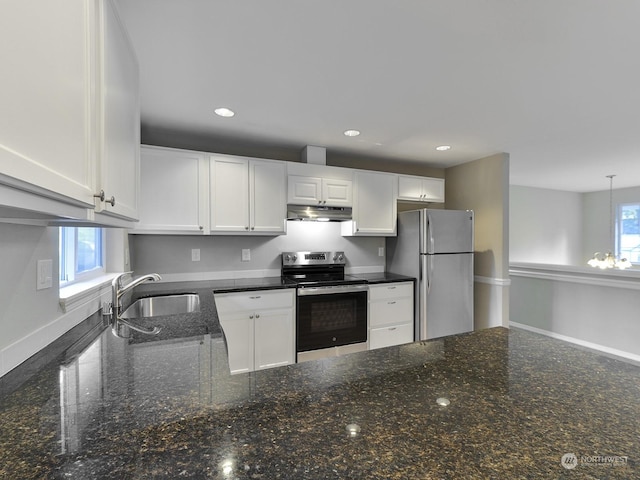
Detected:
[281,251,368,362]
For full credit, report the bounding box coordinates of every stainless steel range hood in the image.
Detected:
[287,204,352,222]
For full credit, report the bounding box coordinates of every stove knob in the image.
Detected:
[284,254,290,262]
[292,254,297,261]
[337,254,344,262]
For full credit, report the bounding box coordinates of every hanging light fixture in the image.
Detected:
[587,175,632,270]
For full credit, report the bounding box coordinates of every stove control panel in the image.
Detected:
[282,251,346,266]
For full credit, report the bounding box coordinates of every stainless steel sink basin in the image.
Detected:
[120,293,200,319]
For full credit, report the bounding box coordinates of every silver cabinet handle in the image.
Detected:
[255,314,260,319]
[387,301,396,305]
[93,190,115,206]
[249,314,254,319]
[387,286,396,289]
[245,226,249,230]
[249,296,261,299]
[199,225,203,231]
[389,327,397,331]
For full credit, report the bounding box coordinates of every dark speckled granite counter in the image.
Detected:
[1,277,639,479]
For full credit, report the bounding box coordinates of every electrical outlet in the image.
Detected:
[191,249,201,262]
[241,249,251,262]
[37,259,53,290]
[378,247,385,257]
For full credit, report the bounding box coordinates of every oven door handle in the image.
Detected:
[297,284,369,296]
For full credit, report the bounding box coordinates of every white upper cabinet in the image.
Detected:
[0,0,96,208]
[342,170,397,236]
[134,146,209,234]
[210,155,286,234]
[251,160,287,233]
[287,175,352,207]
[397,175,445,203]
[0,0,140,223]
[95,0,140,221]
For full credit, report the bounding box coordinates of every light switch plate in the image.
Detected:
[241,249,251,262]
[191,249,201,262]
[37,259,53,290]
[378,247,385,257]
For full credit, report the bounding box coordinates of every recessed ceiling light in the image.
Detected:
[214,107,235,118]
[435,145,451,151]
[344,129,361,137]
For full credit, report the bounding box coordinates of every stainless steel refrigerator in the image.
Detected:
[386,209,474,341]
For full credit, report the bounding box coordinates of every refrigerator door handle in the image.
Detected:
[427,255,433,293]
[427,213,435,254]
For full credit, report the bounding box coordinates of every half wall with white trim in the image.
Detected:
[510,263,640,360]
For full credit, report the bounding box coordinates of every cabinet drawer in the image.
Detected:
[369,323,414,350]
[215,289,294,314]
[369,297,413,327]
[368,282,413,301]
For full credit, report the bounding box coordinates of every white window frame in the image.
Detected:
[617,202,640,266]
[59,227,106,286]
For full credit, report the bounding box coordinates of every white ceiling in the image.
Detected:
[116,0,640,193]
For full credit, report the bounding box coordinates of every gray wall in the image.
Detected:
[510,184,640,266]
[130,221,385,277]
[510,186,583,265]
[0,223,61,356]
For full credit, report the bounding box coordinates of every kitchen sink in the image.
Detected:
[120,293,200,319]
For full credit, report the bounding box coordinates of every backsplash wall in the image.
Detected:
[129,221,385,281]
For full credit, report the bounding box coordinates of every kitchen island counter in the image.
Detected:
[1,320,638,478]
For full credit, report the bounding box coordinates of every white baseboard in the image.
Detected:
[510,321,640,365]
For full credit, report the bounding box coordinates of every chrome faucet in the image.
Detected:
[108,272,162,336]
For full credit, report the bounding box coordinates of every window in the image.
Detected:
[59,227,105,285]
[618,203,640,265]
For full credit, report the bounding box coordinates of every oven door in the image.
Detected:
[296,284,368,352]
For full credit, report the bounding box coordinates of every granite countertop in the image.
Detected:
[1,292,638,480]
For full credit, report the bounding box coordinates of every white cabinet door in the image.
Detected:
[136,146,208,233]
[250,160,286,233]
[398,175,444,203]
[210,156,250,232]
[0,0,95,208]
[397,176,424,201]
[96,0,139,221]
[219,312,254,375]
[211,155,286,234]
[287,175,322,204]
[322,178,352,206]
[287,175,352,207]
[343,171,397,236]
[421,177,445,202]
[254,308,295,370]
[215,289,295,374]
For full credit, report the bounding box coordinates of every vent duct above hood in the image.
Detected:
[287,204,352,222]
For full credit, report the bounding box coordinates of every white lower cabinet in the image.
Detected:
[214,289,295,374]
[368,282,414,350]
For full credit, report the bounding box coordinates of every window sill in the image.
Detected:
[59,273,119,313]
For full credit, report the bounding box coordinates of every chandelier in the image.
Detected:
[587,175,631,270]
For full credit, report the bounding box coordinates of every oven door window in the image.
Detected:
[297,291,367,352]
